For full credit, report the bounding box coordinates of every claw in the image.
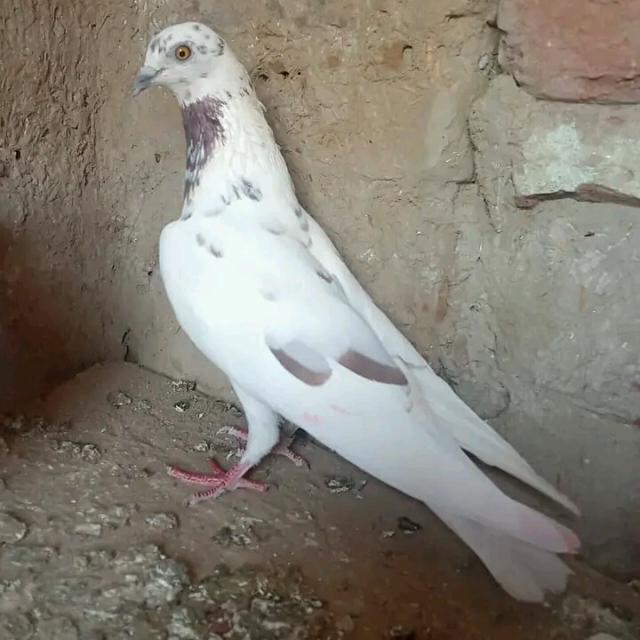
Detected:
[167,460,267,505]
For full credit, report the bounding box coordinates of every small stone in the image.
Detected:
[214,400,243,417]
[324,476,354,494]
[381,530,396,539]
[107,391,132,407]
[213,525,252,547]
[167,607,200,640]
[145,512,178,530]
[389,625,416,639]
[174,400,190,413]
[193,441,209,452]
[74,522,102,537]
[136,398,152,411]
[0,512,27,543]
[478,53,490,70]
[81,443,102,463]
[336,614,355,633]
[171,379,196,392]
[397,516,422,534]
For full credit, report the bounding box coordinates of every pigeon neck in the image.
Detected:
[179,88,296,218]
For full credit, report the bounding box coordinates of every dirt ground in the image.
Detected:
[0,362,638,639]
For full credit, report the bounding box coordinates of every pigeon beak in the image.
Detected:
[132,66,159,97]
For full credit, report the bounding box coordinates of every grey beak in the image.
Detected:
[132,66,159,96]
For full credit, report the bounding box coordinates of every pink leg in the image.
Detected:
[168,459,266,506]
[218,426,309,468]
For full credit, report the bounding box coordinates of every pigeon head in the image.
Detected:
[133,22,244,103]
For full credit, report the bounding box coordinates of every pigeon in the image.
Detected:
[133,22,580,602]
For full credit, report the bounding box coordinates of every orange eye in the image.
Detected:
[175,45,192,61]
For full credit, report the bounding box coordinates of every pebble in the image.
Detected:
[145,512,178,531]
[213,525,253,548]
[174,400,190,413]
[0,512,27,543]
[74,523,103,537]
[81,444,102,463]
[171,380,196,392]
[107,391,132,407]
[397,516,422,534]
[336,614,355,633]
[389,625,416,639]
[324,476,354,494]
[381,530,396,539]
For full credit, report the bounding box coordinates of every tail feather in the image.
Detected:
[412,368,580,515]
[436,509,573,602]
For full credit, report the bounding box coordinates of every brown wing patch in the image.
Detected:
[338,350,407,386]
[270,347,332,386]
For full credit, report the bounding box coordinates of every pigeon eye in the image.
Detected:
[175,45,192,61]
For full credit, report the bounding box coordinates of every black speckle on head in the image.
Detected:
[158,45,166,54]
[221,194,230,206]
[215,38,225,56]
[299,216,309,232]
[150,38,159,53]
[165,34,174,43]
[193,24,201,31]
[208,244,223,258]
[205,207,223,217]
[181,211,192,221]
[182,97,227,201]
[262,290,277,302]
[294,207,303,217]
[232,184,240,200]
[196,44,208,55]
[200,72,209,79]
[266,226,284,235]
[241,178,262,201]
[196,233,206,247]
[226,90,232,100]
[204,34,210,40]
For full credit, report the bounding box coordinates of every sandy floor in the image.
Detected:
[0,362,638,639]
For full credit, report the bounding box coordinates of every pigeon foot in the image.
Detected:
[168,459,266,506]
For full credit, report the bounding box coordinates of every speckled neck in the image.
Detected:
[181,96,227,203]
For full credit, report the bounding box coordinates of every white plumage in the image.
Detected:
[134,22,580,602]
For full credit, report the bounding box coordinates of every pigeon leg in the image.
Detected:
[218,425,308,468]
[168,385,281,505]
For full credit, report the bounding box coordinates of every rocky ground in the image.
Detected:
[0,362,638,639]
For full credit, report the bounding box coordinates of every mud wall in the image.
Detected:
[0,1,127,411]
[2,0,639,575]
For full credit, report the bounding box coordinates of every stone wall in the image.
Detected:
[1,0,638,575]
[464,1,640,574]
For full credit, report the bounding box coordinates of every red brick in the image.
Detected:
[498,0,640,104]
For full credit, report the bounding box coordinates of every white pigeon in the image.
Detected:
[133,22,580,602]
